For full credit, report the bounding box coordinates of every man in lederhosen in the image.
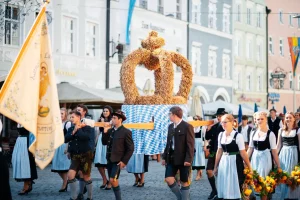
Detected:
[267,108,283,142]
[205,108,226,200]
[102,110,134,200]
[162,106,195,200]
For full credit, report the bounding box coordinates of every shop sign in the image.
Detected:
[238,94,261,103]
[268,93,280,102]
[141,21,165,33]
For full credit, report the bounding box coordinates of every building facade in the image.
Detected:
[266,0,300,112]
[188,0,233,104]
[109,0,188,93]
[232,0,267,109]
[0,0,107,88]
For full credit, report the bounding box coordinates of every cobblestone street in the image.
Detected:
[9,160,282,200]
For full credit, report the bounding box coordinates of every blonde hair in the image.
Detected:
[283,112,297,131]
[60,108,68,120]
[221,114,234,122]
[257,111,268,119]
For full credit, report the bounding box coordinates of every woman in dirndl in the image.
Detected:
[247,111,281,200]
[277,112,300,199]
[213,114,252,200]
[94,105,113,190]
[12,124,38,195]
[127,154,149,187]
[192,115,205,181]
[51,108,71,192]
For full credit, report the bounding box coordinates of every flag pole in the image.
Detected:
[294,75,296,112]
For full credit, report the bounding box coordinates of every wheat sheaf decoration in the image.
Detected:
[120,31,193,105]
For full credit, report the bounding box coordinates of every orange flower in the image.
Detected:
[282,176,287,181]
[244,189,252,196]
[278,168,283,173]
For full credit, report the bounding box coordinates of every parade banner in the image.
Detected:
[0,4,63,169]
[288,37,300,76]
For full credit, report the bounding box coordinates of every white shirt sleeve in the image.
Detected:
[218,132,223,149]
[269,131,277,149]
[236,133,245,150]
[279,120,283,128]
[297,128,300,135]
[249,130,255,148]
[65,121,72,130]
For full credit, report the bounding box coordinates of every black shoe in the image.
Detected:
[207,191,217,200]
[133,179,141,187]
[77,193,84,200]
[100,181,108,189]
[137,182,144,187]
[59,183,68,192]
[104,186,111,190]
[86,198,92,200]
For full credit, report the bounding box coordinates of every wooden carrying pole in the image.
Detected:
[94,120,214,130]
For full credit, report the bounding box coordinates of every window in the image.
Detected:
[298,17,300,28]
[86,22,97,57]
[208,49,217,77]
[269,37,273,54]
[246,74,252,91]
[279,39,284,56]
[175,47,182,72]
[257,74,262,91]
[192,0,201,24]
[247,8,251,25]
[257,43,262,61]
[236,4,241,22]
[290,73,293,89]
[208,1,217,29]
[235,37,240,57]
[63,16,76,54]
[4,5,20,45]
[246,39,252,59]
[176,0,181,19]
[158,0,163,14]
[140,0,148,9]
[257,12,261,28]
[237,72,242,90]
[298,75,300,90]
[223,6,230,33]
[289,14,293,27]
[192,44,201,75]
[222,54,230,79]
[279,10,283,24]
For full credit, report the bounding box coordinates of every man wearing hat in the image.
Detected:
[205,108,226,200]
[102,110,134,200]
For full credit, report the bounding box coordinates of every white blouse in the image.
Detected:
[218,130,245,150]
[280,128,300,138]
[62,121,72,130]
[249,130,277,149]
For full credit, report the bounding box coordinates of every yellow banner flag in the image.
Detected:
[0,4,63,169]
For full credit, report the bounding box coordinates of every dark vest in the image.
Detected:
[253,130,271,151]
[282,128,299,147]
[267,117,281,140]
[220,132,240,153]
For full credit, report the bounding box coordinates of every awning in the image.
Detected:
[203,100,254,116]
[57,82,125,105]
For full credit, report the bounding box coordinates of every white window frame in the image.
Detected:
[246,73,252,91]
[236,4,241,22]
[257,42,262,62]
[289,73,293,89]
[269,36,273,54]
[208,0,217,29]
[235,37,241,57]
[158,0,164,14]
[298,75,300,90]
[257,11,261,28]
[4,4,20,46]
[247,7,251,25]
[289,14,293,27]
[279,10,283,24]
[279,38,284,56]
[192,0,201,25]
[208,46,217,77]
[222,53,230,79]
[223,5,230,33]
[246,38,252,59]
[86,22,98,57]
[257,74,262,92]
[298,17,300,29]
[62,15,77,55]
[176,0,181,20]
[191,42,202,75]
